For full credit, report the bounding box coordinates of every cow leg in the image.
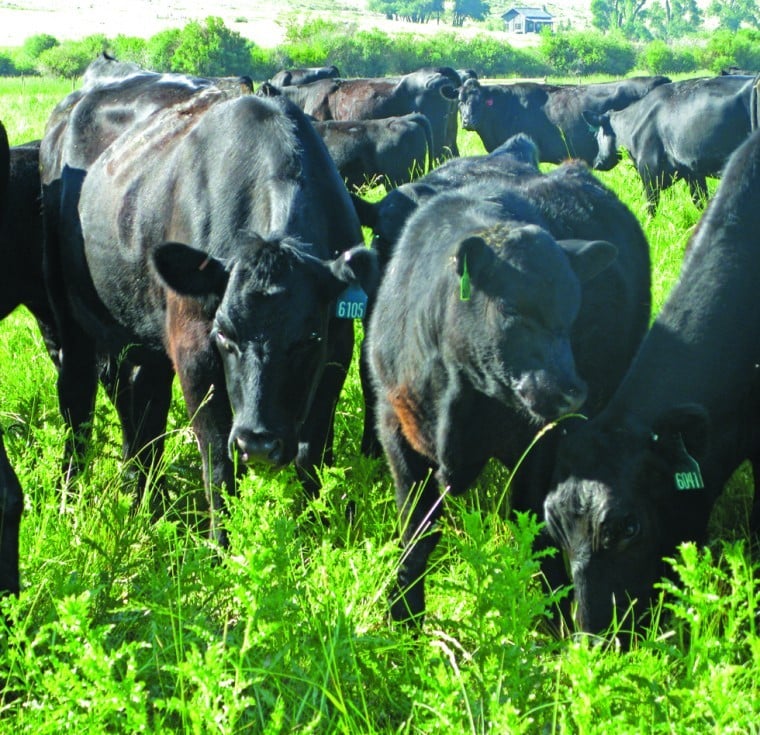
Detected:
[639,167,661,216]
[377,403,441,626]
[56,326,98,484]
[106,357,175,509]
[169,317,234,548]
[359,323,382,458]
[0,433,22,597]
[295,320,353,498]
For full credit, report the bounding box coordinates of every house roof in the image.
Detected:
[502,7,555,21]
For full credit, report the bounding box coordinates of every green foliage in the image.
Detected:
[11,33,58,75]
[647,0,704,39]
[539,30,637,76]
[368,0,445,22]
[700,27,760,73]
[639,39,700,74]
[108,35,149,67]
[591,0,653,38]
[35,41,97,78]
[170,16,252,77]
[145,28,181,73]
[0,77,759,734]
[451,0,490,27]
[707,0,760,32]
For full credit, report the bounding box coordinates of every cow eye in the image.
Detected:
[621,517,640,541]
[214,328,238,354]
[309,331,323,343]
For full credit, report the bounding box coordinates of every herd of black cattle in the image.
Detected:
[0,54,759,642]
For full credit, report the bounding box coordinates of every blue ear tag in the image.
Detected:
[335,283,368,319]
[673,434,705,491]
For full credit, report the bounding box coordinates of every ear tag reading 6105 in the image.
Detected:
[335,283,368,319]
[673,433,705,491]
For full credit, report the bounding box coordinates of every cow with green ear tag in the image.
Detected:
[366,157,651,627]
[545,129,760,643]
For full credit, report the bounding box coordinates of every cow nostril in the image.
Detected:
[231,432,285,465]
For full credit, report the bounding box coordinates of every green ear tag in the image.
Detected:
[460,254,471,302]
[673,434,705,491]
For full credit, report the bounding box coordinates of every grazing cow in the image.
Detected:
[269,65,340,86]
[41,59,255,481]
[313,113,433,189]
[0,120,22,598]
[584,75,757,213]
[263,67,461,159]
[44,89,378,546]
[458,76,671,163]
[544,128,760,639]
[368,158,651,624]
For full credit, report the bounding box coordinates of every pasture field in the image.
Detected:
[0,77,758,734]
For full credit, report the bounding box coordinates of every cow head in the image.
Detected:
[458,78,486,130]
[153,232,378,467]
[544,404,710,640]
[450,224,617,423]
[582,110,620,171]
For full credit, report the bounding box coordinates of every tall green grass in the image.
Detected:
[0,82,757,733]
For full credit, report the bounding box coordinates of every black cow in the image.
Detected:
[43,89,377,546]
[0,119,23,598]
[313,113,433,189]
[352,134,541,458]
[367,158,651,625]
[269,65,340,86]
[458,76,671,164]
[41,59,255,482]
[264,67,461,160]
[584,75,756,213]
[544,128,760,639]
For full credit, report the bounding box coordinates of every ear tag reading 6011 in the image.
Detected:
[335,283,368,319]
[673,433,705,491]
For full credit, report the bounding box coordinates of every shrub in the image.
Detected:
[35,40,98,78]
[640,39,701,74]
[539,30,637,76]
[700,28,760,73]
[145,28,181,72]
[108,35,149,67]
[170,17,252,77]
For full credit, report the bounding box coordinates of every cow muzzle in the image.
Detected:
[229,429,287,467]
[515,374,587,421]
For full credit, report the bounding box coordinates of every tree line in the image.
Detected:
[1,15,759,81]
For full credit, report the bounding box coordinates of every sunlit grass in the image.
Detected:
[0,76,757,734]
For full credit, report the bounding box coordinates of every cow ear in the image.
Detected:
[649,404,710,493]
[152,242,229,298]
[328,245,380,298]
[455,236,495,301]
[581,110,604,130]
[560,239,618,283]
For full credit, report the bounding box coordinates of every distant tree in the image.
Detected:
[368,0,444,23]
[591,0,650,37]
[647,0,703,37]
[170,17,251,76]
[36,41,93,78]
[452,0,490,27]
[707,0,760,31]
[12,33,58,74]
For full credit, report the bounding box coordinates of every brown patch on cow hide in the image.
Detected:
[165,292,214,374]
[388,384,434,459]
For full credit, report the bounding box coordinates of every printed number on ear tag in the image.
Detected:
[336,283,368,319]
[673,434,705,491]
